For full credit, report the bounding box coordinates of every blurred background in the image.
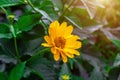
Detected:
[0,0,120,80]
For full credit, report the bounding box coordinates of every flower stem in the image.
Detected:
[59,0,74,21]
[39,20,48,35]
[9,24,21,63]
[27,48,50,62]
[1,7,21,63]
[14,37,21,63]
[26,0,37,12]
[26,0,34,10]
[1,7,7,15]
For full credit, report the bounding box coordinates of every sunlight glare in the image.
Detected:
[100,0,110,5]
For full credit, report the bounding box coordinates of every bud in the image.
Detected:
[8,15,15,19]
[62,74,70,80]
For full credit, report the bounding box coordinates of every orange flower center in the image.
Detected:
[54,37,66,49]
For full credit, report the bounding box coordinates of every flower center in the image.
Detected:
[54,37,66,49]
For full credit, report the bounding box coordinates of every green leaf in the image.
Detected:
[9,62,26,80]
[51,0,63,12]
[111,39,120,50]
[27,57,57,80]
[19,23,45,40]
[0,33,12,39]
[68,58,74,69]
[0,72,7,80]
[30,0,58,21]
[9,25,16,37]
[65,15,82,29]
[59,63,71,80]
[36,0,58,21]
[71,8,98,27]
[0,38,17,57]
[0,24,12,39]
[60,63,70,75]
[0,39,17,64]
[74,58,91,80]
[0,0,25,7]
[21,38,44,56]
[113,53,120,67]
[0,55,16,64]
[109,67,120,80]
[34,8,53,22]
[81,0,104,19]
[71,75,85,80]
[90,68,106,80]
[39,0,58,20]
[0,62,5,72]
[14,14,42,34]
[65,9,83,29]
[81,54,101,69]
[0,24,9,33]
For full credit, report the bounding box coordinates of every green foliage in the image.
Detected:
[0,0,25,7]
[113,53,120,68]
[38,0,58,21]
[0,23,12,38]
[59,63,71,80]
[14,14,42,33]
[109,67,120,80]
[71,75,84,80]
[0,0,120,80]
[9,62,26,80]
[51,0,63,12]
[90,68,106,80]
[111,39,120,50]
[0,72,7,80]
[65,15,82,29]
[27,57,57,80]
[0,39,17,64]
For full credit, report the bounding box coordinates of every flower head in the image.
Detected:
[42,21,82,63]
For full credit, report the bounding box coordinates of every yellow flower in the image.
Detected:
[42,21,82,63]
[62,74,70,80]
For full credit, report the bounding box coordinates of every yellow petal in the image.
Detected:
[65,35,82,49]
[73,41,82,49]
[49,21,59,38]
[44,35,52,44]
[65,52,74,58]
[60,22,67,30]
[66,35,80,41]
[64,48,80,56]
[59,22,73,37]
[56,22,67,36]
[51,47,57,54]
[73,50,80,56]
[54,53,60,61]
[61,52,67,63]
[41,43,51,47]
[64,25,73,37]
[49,21,59,29]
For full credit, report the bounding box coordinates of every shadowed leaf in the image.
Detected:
[9,62,26,80]
[0,0,25,7]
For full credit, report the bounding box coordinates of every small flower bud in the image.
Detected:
[62,74,70,80]
[8,15,15,19]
